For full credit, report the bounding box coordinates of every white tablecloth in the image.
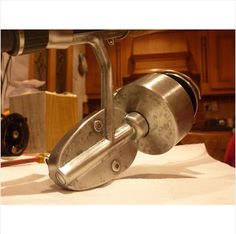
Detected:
[1,143,235,204]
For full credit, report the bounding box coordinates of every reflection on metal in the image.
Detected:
[47,31,201,191]
[114,71,200,155]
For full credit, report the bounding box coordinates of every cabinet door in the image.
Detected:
[200,30,235,95]
[29,48,73,92]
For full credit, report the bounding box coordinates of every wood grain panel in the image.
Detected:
[9,92,79,153]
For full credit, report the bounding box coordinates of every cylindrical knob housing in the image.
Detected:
[114,71,200,155]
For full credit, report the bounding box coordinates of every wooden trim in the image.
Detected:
[86,94,100,99]
[47,49,57,91]
[131,52,190,74]
[132,52,189,60]
[129,30,164,38]
[200,33,208,83]
[28,54,35,79]
[201,83,235,95]
[65,47,73,92]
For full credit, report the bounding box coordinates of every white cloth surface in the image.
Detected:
[1,143,235,204]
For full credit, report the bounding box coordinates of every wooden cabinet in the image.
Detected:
[119,30,191,81]
[199,30,235,95]
[84,30,235,112]
[28,30,234,101]
[118,30,235,95]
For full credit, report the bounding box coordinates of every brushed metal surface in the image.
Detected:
[48,108,139,190]
[114,72,198,155]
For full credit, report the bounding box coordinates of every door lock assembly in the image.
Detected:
[47,31,200,191]
[1,30,200,191]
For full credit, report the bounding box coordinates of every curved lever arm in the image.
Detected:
[72,32,114,142]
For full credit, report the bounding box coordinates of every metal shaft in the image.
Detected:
[55,123,133,186]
